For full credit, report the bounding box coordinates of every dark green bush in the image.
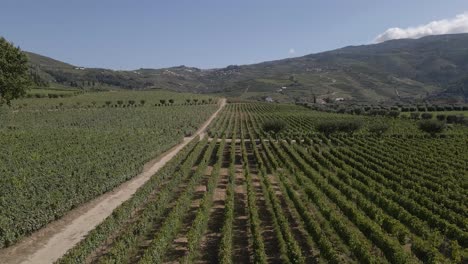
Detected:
[421,113,433,120]
[418,120,445,136]
[436,114,446,121]
[388,110,400,118]
[410,112,420,120]
[368,123,390,136]
[316,120,363,136]
[262,120,287,134]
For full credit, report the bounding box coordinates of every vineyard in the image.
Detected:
[53,102,467,263]
[0,90,219,248]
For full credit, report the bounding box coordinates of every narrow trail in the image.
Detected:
[0,99,226,264]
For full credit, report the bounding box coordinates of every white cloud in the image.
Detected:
[289,48,296,55]
[375,12,468,43]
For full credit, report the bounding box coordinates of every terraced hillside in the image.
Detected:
[25,34,468,103]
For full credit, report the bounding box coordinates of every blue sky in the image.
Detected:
[1,0,468,69]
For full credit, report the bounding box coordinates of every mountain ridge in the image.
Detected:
[24,33,468,103]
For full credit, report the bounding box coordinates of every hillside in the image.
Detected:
[25,33,468,103]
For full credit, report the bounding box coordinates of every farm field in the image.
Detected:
[0,90,219,249]
[53,102,467,264]
[400,111,468,119]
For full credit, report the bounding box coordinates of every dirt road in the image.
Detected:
[0,99,226,264]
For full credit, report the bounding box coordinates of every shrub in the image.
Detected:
[160,99,166,105]
[353,108,363,115]
[262,120,287,134]
[436,114,446,121]
[418,120,445,136]
[168,99,174,104]
[421,113,433,120]
[388,110,400,118]
[446,115,465,124]
[410,112,420,120]
[316,120,363,136]
[369,109,387,116]
[140,100,146,105]
[368,123,390,136]
[446,115,458,124]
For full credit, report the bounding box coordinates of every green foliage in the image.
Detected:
[421,113,433,120]
[368,122,390,136]
[436,114,446,121]
[418,120,446,136]
[0,37,31,105]
[410,112,420,120]
[0,91,218,248]
[6,100,467,264]
[25,34,468,102]
[262,119,287,134]
[316,120,363,136]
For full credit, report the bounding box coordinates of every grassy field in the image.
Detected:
[58,102,468,263]
[0,90,219,248]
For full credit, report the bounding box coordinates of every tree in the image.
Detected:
[0,37,31,105]
[418,120,445,136]
[353,108,363,115]
[168,99,174,104]
[421,113,433,119]
[436,114,446,121]
[446,115,464,124]
[316,120,363,136]
[160,99,166,105]
[193,99,199,104]
[368,123,390,136]
[262,120,287,134]
[185,99,191,104]
[388,110,400,118]
[140,100,146,105]
[410,112,420,120]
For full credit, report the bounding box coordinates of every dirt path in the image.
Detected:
[0,99,226,264]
